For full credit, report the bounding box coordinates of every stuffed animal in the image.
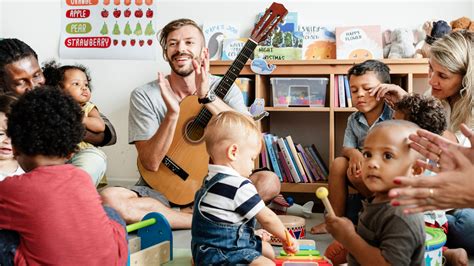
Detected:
[416,20,451,58]
[450,17,474,32]
[383,28,421,58]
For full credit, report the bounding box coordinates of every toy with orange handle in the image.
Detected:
[316,187,335,217]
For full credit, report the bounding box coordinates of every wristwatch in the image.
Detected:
[198,91,216,104]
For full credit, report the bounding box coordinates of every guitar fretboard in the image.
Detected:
[193,39,258,126]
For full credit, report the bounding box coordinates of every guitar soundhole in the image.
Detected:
[184,119,205,143]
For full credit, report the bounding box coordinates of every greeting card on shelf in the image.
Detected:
[335,25,383,60]
[298,25,336,60]
[202,23,240,60]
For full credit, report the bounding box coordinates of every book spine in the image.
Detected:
[296,144,320,181]
[277,138,301,183]
[278,151,292,183]
[334,75,339,107]
[304,147,324,180]
[297,152,313,183]
[310,144,329,178]
[263,134,282,181]
[344,75,352,108]
[285,136,308,182]
[338,74,346,108]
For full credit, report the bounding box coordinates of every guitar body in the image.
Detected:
[137,2,287,206]
[138,95,209,206]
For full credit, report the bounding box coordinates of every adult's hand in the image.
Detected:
[194,49,210,98]
[389,124,474,213]
[158,72,180,115]
[389,148,474,213]
[409,124,473,172]
[369,83,407,108]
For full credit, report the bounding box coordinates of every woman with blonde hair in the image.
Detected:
[371,30,474,256]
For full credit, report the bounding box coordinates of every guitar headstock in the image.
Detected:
[250,2,288,44]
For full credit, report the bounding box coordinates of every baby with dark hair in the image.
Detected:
[0,87,127,265]
[393,93,446,135]
[42,60,107,187]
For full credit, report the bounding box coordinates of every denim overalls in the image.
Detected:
[191,173,262,265]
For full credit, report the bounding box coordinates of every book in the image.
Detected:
[277,138,300,183]
[263,134,282,181]
[260,134,269,169]
[254,46,302,60]
[296,144,320,181]
[221,38,248,61]
[310,144,329,178]
[344,75,353,108]
[338,74,346,108]
[335,25,383,60]
[202,23,240,60]
[298,25,336,60]
[285,136,308,182]
[297,152,313,183]
[334,75,339,107]
[278,151,292,183]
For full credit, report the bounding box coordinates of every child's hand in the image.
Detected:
[370,83,407,108]
[282,235,299,255]
[348,151,363,181]
[254,229,272,242]
[325,215,356,245]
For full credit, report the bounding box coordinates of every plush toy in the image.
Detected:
[450,16,474,32]
[383,28,422,59]
[416,20,451,58]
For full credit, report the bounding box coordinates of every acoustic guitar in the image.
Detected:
[138,2,288,206]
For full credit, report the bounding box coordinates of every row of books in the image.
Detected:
[203,12,383,61]
[334,75,353,108]
[260,133,329,183]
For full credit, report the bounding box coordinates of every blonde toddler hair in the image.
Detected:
[204,111,261,156]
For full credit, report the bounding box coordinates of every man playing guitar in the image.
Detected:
[101,18,280,229]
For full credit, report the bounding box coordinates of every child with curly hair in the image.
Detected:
[0,87,127,265]
[0,94,23,181]
[42,61,107,186]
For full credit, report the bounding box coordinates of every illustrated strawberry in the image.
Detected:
[113,39,118,46]
[131,39,136,46]
[145,8,153,18]
[135,8,143,18]
[122,40,126,46]
[147,39,153,46]
[139,40,145,46]
[124,8,131,18]
[101,9,109,18]
[113,8,121,18]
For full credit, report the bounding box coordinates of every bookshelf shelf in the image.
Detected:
[281,182,328,193]
[210,59,429,193]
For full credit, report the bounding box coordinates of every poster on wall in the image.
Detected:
[60,0,158,60]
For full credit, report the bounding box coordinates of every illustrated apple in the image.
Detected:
[131,39,136,46]
[101,9,109,18]
[147,39,153,46]
[122,40,127,46]
[145,8,153,18]
[139,40,145,46]
[124,8,131,18]
[113,39,118,46]
[113,8,121,18]
[135,8,143,18]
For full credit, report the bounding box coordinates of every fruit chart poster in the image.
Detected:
[60,0,158,60]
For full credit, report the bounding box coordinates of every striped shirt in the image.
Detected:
[199,165,265,224]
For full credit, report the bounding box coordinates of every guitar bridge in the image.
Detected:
[162,156,189,181]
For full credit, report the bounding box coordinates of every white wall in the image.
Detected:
[1,0,472,183]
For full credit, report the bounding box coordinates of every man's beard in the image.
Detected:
[168,51,201,77]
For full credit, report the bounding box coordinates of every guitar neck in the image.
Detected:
[213,39,257,99]
[196,39,258,125]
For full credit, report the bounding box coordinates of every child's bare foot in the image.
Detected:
[310,222,327,234]
[444,248,468,266]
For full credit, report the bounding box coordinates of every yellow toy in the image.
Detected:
[316,187,335,217]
